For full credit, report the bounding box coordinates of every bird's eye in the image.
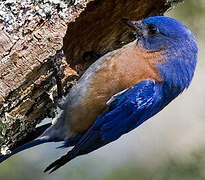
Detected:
[147,24,159,35]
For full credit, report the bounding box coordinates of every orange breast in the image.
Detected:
[69,42,164,133]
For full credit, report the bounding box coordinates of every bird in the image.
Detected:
[0,16,198,173]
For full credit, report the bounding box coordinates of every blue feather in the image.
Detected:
[0,137,50,163]
[2,16,198,173]
[44,79,181,173]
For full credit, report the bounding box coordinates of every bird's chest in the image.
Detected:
[67,44,163,133]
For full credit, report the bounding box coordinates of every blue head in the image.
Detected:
[124,16,198,96]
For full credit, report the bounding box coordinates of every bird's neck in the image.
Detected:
[157,42,197,96]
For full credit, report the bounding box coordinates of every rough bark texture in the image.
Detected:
[0,0,179,154]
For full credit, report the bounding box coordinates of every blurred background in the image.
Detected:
[1,1,205,179]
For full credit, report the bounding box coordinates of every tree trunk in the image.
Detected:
[0,0,180,154]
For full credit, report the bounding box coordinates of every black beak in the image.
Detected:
[122,18,143,30]
[122,18,143,38]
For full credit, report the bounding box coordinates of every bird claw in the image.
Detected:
[56,96,67,110]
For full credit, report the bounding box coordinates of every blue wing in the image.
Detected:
[98,80,157,141]
[45,80,165,173]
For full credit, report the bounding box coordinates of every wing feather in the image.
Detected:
[45,80,164,173]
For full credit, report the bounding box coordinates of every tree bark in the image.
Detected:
[0,0,179,154]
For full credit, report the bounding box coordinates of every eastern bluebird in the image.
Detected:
[0,16,198,173]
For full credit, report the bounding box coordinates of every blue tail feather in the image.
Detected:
[0,137,50,163]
